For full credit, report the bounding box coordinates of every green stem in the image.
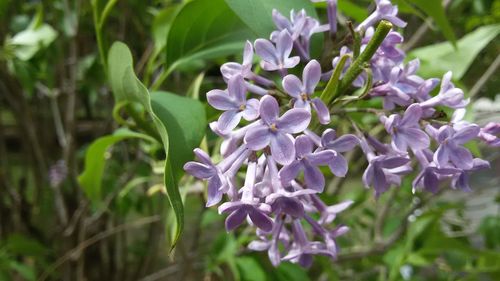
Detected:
[337,20,393,97]
[320,54,350,105]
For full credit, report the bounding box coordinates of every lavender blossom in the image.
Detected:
[255,30,300,73]
[244,95,311,165]
[357,0,407,31]
[381,103,430,152]
[182,0,493,268]
[207,75,260,134]
[279,135,335,191]
[431,124,480,170]
[282,60,330,124]
[479,122,500,147]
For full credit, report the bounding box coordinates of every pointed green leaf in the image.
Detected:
[104,42,206,248]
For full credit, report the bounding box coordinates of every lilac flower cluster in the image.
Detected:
[184,0,497,267]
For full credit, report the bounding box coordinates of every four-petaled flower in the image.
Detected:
[255,30,300,72]
[279,135,336,191]
[183,149,225,206]
[381,103,430,152]
[244,95,311,165]
[283,60,331,124]
[207,75,260,134]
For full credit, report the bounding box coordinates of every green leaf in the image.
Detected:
[166,0,253,71]
[5,234,46,257]
[275,263,311,281]
[236,257,266,281]
[338,0,368,22]
[406,0,456,45]
[224,0,318,38]
[150,91,206,181]
[106,42,206,248]
[9,23,58,60]
[78,128,155,202]
[408,24,500,79]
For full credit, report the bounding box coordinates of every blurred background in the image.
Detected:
[0,0,499,280]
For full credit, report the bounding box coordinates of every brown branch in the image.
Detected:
[37,215,161,281]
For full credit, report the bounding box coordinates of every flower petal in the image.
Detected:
[254,39,278,64]
[308,150,336,165]
[400,103,422,127]
[276,30,293,62]
[217,110,242,134]
[328,154,348,177]
[295,135,314,157]
[225,208,247,231]
[277,108,311,134]
[248,208,273,232]
[303,60,321,94]
[206,176,223,207]
[452,125,480,145]
[279,160,302,185]
[259,95,279,125]
[242,99,259,121]
[282,74,303,98]
[325,134,359,152]
[207,89,237,110]
[303,162,325,192]
[270,133,296,165]
[242,40,254,66]
[311,98,330,124]
[227,75,247,103]
[244,125,271,151]
[448,144,473,169]
[183,162,214,179]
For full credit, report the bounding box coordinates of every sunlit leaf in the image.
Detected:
[408,24,500,79]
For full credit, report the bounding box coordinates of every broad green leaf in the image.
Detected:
[224,0,318,38]
[407,0,456,45]
[78,128,155,202]
[166,0,253,71]
[408,24,500,79]
[150,91,206,179]
[9,23,58,60]
[106,42,206,248]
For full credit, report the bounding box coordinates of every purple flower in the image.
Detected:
[282,60,330,124]
[320,129,359,176]
[362,154,411,196]
[279,135,336,191]
[370,66,412,110]
[381,104,430,152]
[207,75,259,134]
[310,0,338,35]
[219,201,273,232]
[420,71,469,109]
[184,149,225,206]
[478,122,500,147]
[282,220,335,267]
[451,158,490,191]
[220,41,254,81]
[244,95,311,165]
[357,0,407,31]
[255,30,300,73]
[432,124,480,170]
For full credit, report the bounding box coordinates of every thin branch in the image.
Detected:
[37,216,161,281]
[469,54,500,98]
